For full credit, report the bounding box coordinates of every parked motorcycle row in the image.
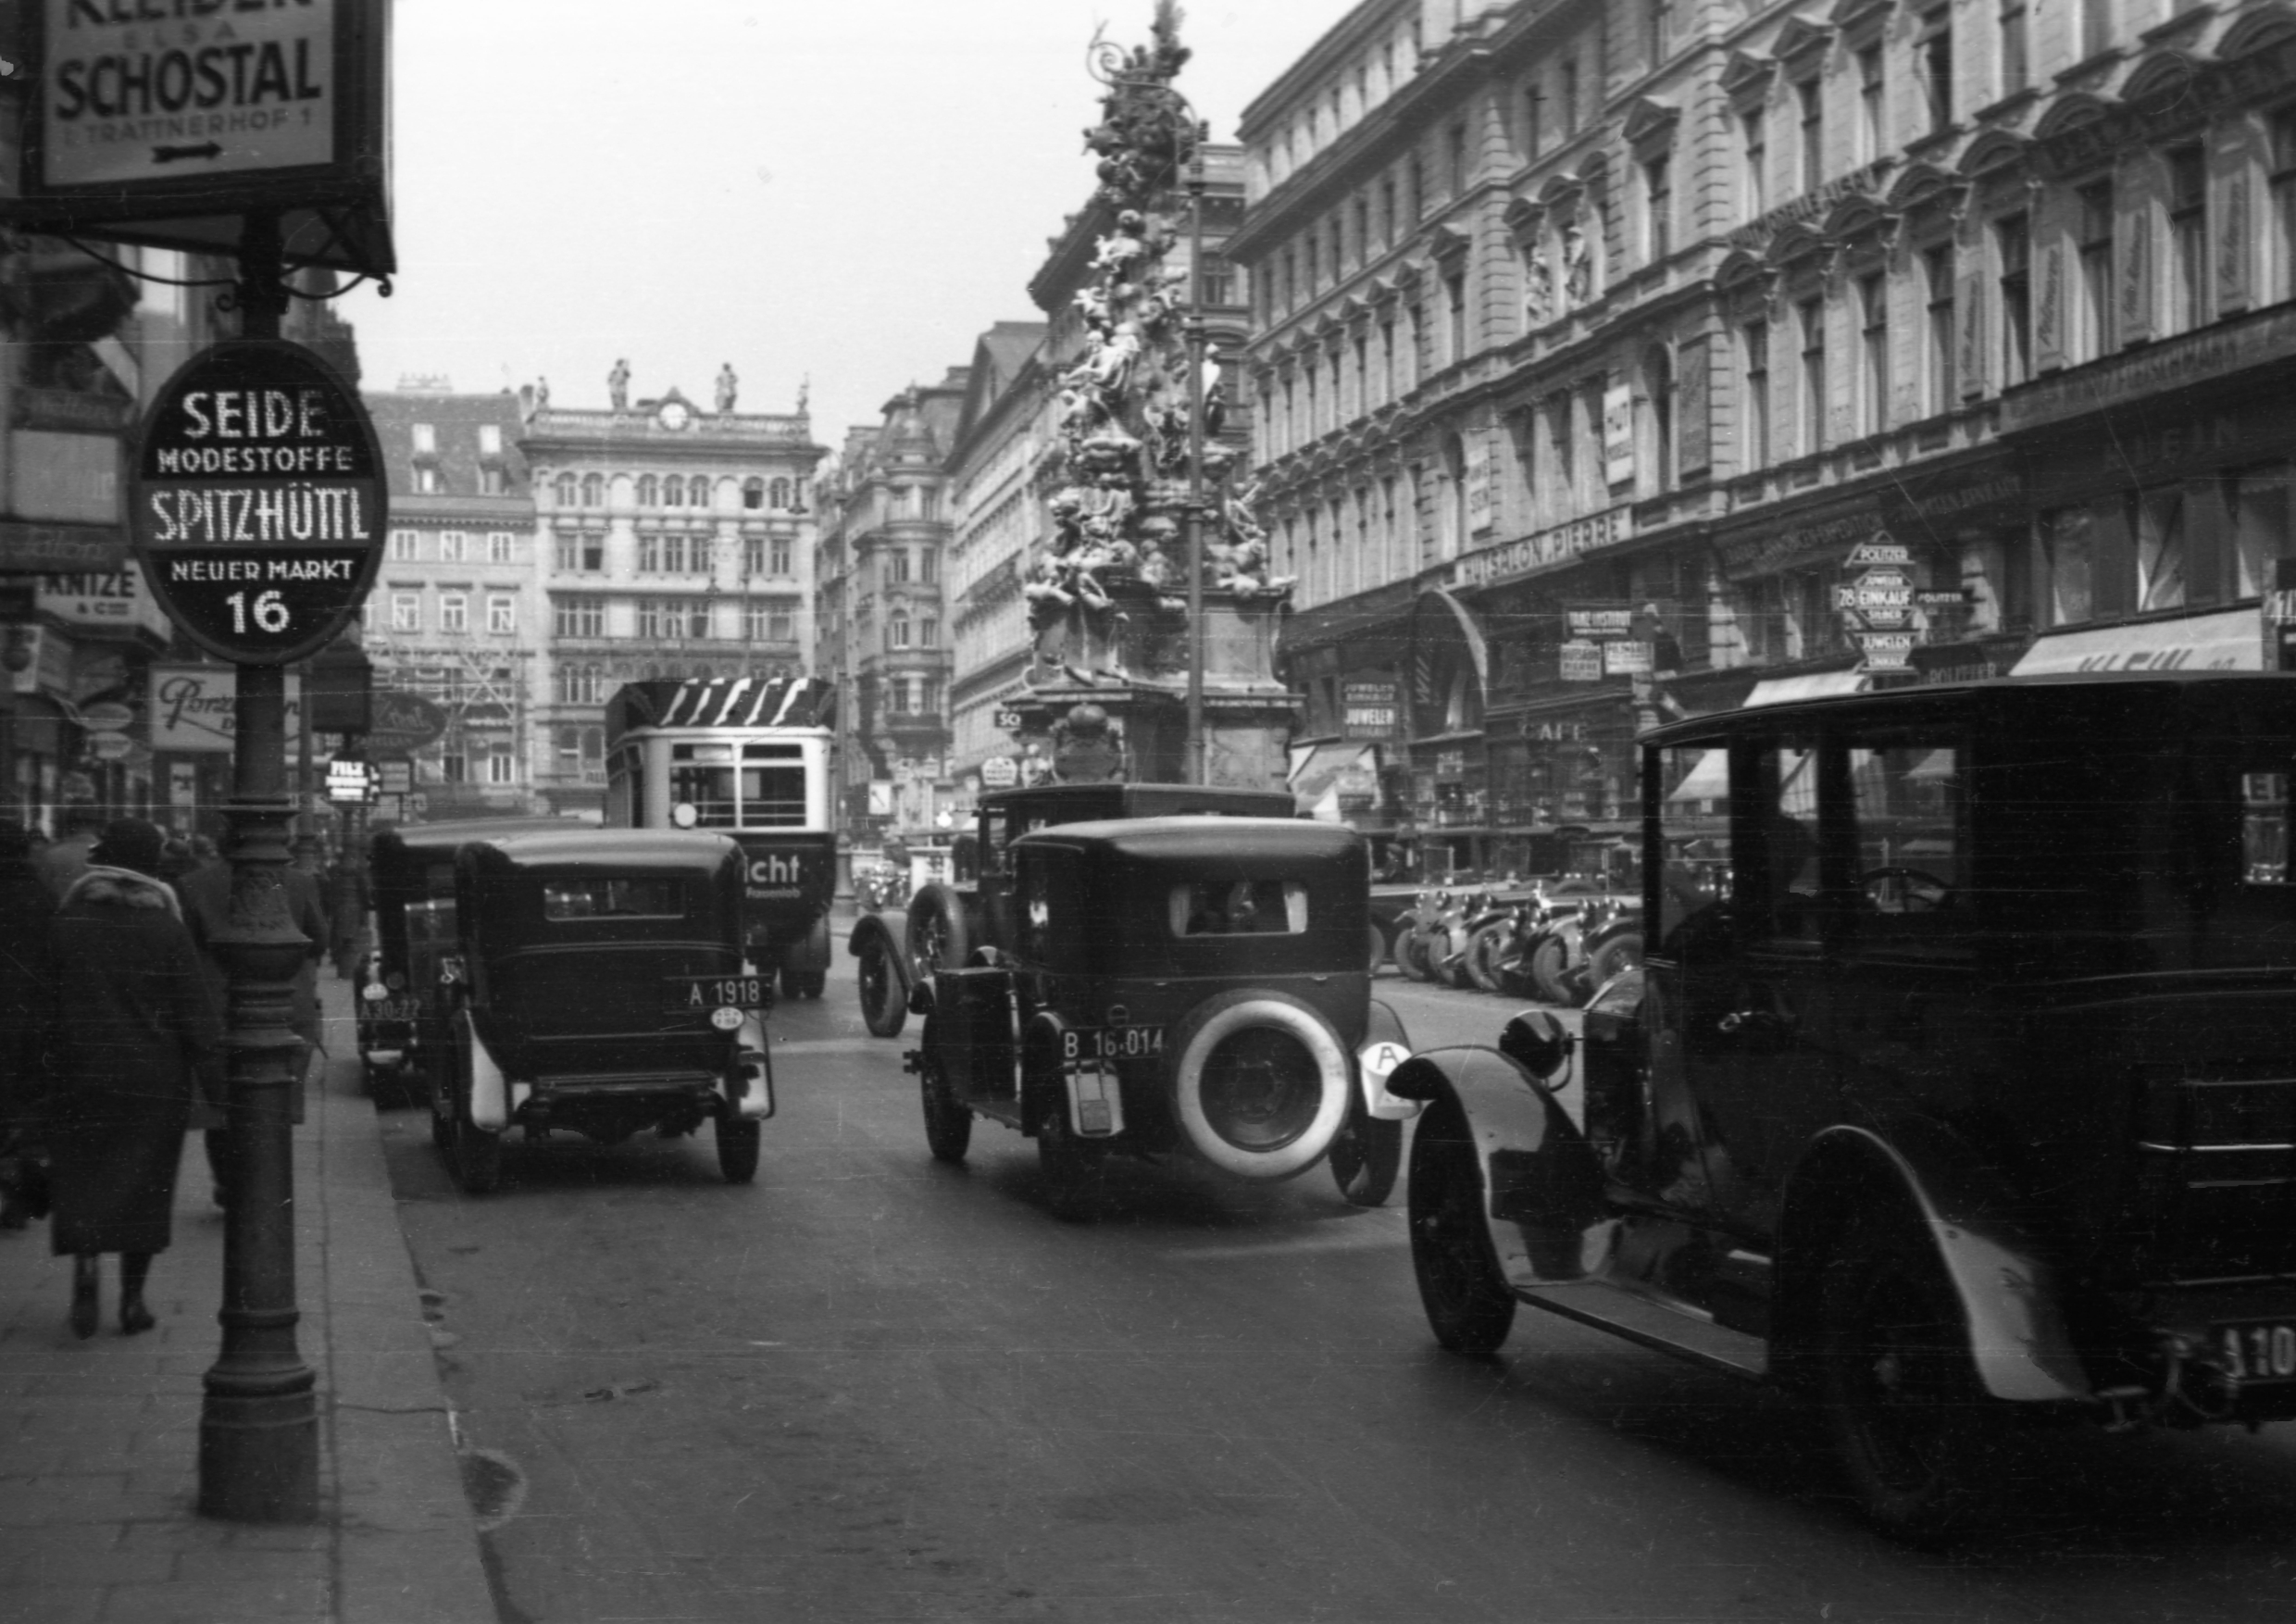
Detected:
[1377,881,1642,1006]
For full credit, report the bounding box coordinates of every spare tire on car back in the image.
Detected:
[906,883,972,981]
[1167,989,1352,1181]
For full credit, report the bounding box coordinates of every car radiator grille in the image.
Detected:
[2127,1071,2296,1286]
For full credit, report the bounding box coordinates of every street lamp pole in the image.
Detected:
[1184,119,1209,787]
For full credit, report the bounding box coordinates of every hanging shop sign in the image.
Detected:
[980,756,1019,789]
[35,563,172,640]
[366,690,447,756]
[1566,606,1636,640]
[1341,681,1400,740]
[130,338,387,666]
[6,0,394,277]
[147,664,303,754]
[1855,631,1919,670]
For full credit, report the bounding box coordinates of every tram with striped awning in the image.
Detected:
[605,675,837,997]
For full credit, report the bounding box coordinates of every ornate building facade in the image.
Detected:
[1232,0,2296,878]
[812,373,967,838]
[519,371,823,819]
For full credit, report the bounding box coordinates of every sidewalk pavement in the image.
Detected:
[0,976,494,1623]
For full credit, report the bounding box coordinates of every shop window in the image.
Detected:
[2229,464,2293,600]
[2133,486,2188,613]
[2040,506,2095,627]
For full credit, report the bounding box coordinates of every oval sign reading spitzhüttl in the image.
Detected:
[131,338,386,666]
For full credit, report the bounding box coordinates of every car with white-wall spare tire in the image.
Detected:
[903,815,1416,1216]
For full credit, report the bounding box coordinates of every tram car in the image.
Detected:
[605,675,837,997]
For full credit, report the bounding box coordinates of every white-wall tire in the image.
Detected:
[1169,990,1352,1181]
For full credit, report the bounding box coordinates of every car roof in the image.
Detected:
[1641,670,2296,748]
[980,781,1294,818]
[375,816,583,856]
[1015,816,1361,866]
[461,827,741,872]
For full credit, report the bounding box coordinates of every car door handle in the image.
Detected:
[1718,1007,1788,1034]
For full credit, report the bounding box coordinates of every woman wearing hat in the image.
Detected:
[41,818,224,1337]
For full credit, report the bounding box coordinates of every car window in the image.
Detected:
[1656,744,1731,957]
[1744,738,1823,945]
[1168,880,1307,936]
[1845,733,1969,950]
[542,877,684,919]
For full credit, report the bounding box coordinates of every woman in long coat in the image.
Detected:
[44,818,224,1338]
[0,821,56,1227]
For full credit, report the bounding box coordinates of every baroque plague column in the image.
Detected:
[1015,4,1295,786]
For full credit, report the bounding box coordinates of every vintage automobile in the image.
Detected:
[401,826,774,1193]
[1395,673,2296,1541]
[849,781,1297,1040]
[904,815,1416,1216]
[356,816,571,1098]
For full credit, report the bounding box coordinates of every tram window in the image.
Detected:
[668,764,739,827]
[741,766,806,827]
[742,743,802,759]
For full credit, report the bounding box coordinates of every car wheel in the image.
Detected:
[1586,931,1643,991]
[1367,921,1389,975]
[908,885,972,981]
[1819,1207,1991,1544]
[1396,922,1432,981]
[1168,990,1353,1181]
[1439,924,1479,989]
[716,1115,761,1184]
[800,969,826,999]
[857,939,906,1038]
[1328,1092,1404,1206]
[1407,1098,1516,1354]
[1528,933,1572,1005]
[1035,1095,1099,1222]
[1464,921,1511,993]
[779,964,803,1001]
[451,1109,503,1195]
[918,1045,972,1164]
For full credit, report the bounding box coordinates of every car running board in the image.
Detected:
[967,1096,1026,1131]
[1516,1280,1768,1382]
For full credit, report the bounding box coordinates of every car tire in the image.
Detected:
[1464,921,1511,993]
[1407,1097,1516,1355]
[1367,921,1388,975]
[1035,1095,1099,1222]
[918,1044,972,1164]
[857,938,907,1038]
[1328,1092,1404,1206]
[907,884,972,981]
[451,1110,503,1195]
[1396,921,1432,981]
[1528,932,1573,1005]
[779,964,803,1001]
[1168,990,1352,1181]
[716,1115,761,1184]
[1818,1206,1992,1544]
[800,969,826,999]
[1586,931,1642,992]
[1438,924,1479,989]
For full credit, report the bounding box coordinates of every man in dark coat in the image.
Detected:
[175,845,328,1206]
[0,821,56,1229]
[43,818,224,1337]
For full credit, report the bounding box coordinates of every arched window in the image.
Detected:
[768,477,792,509]
[662,475,684,507]
[554,472,576,506]
[636,474,659,506]
[889,615,911,651]
[742,477,766,510]
[690,477,715,512]
[580,473,604,507]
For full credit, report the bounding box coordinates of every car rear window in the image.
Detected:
[1168,880,1308,936]
[542,877,684,920]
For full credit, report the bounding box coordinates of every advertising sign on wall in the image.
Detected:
[1602,382,1635,488]
[1341,681,1399,739]
[148,665,303,754]
[35,562,171,640]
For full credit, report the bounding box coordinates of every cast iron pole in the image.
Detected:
[197,209,319,1523]
[1184,120,1209,786]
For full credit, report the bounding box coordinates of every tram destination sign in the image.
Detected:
[130,337,385,666]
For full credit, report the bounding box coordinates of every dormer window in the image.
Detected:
[411,423,436,456]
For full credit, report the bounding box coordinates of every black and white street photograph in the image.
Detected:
[12,1,2296,1619]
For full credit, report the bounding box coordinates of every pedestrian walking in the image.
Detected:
[0,821,56,1230]
[41,818,224,1338]
[175,849,329,1207]
[33,807,103,898]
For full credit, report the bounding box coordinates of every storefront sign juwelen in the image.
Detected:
[131,339,386,665]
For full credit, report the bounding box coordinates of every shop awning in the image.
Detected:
[1741,669,1868,706]
[1288,742,1380,821]
[2009,608,2262,676]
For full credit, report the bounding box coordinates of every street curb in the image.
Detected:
[313,984,498,1624]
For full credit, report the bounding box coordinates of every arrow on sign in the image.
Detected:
[152,143,223,164]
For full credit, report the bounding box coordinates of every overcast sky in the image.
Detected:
[341,0,1362,453]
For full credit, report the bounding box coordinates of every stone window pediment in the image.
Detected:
[1775,16,1834,65]
[1960,128,2034,181]
[1428,223,1472,263]
[1721,50,1777,105]
[1621,95,1680,154]
[1537,171,1585,210]
[1502,194,1546,237]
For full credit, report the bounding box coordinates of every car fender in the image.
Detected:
[457,1009,512,1132]
[1387,1045,1610,1286]
[1356,998,1420,1121]
[727,1009,775,1120]
[847,913,915,1004]
[1772,1123,2090,1404]
[788,913,832,973]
